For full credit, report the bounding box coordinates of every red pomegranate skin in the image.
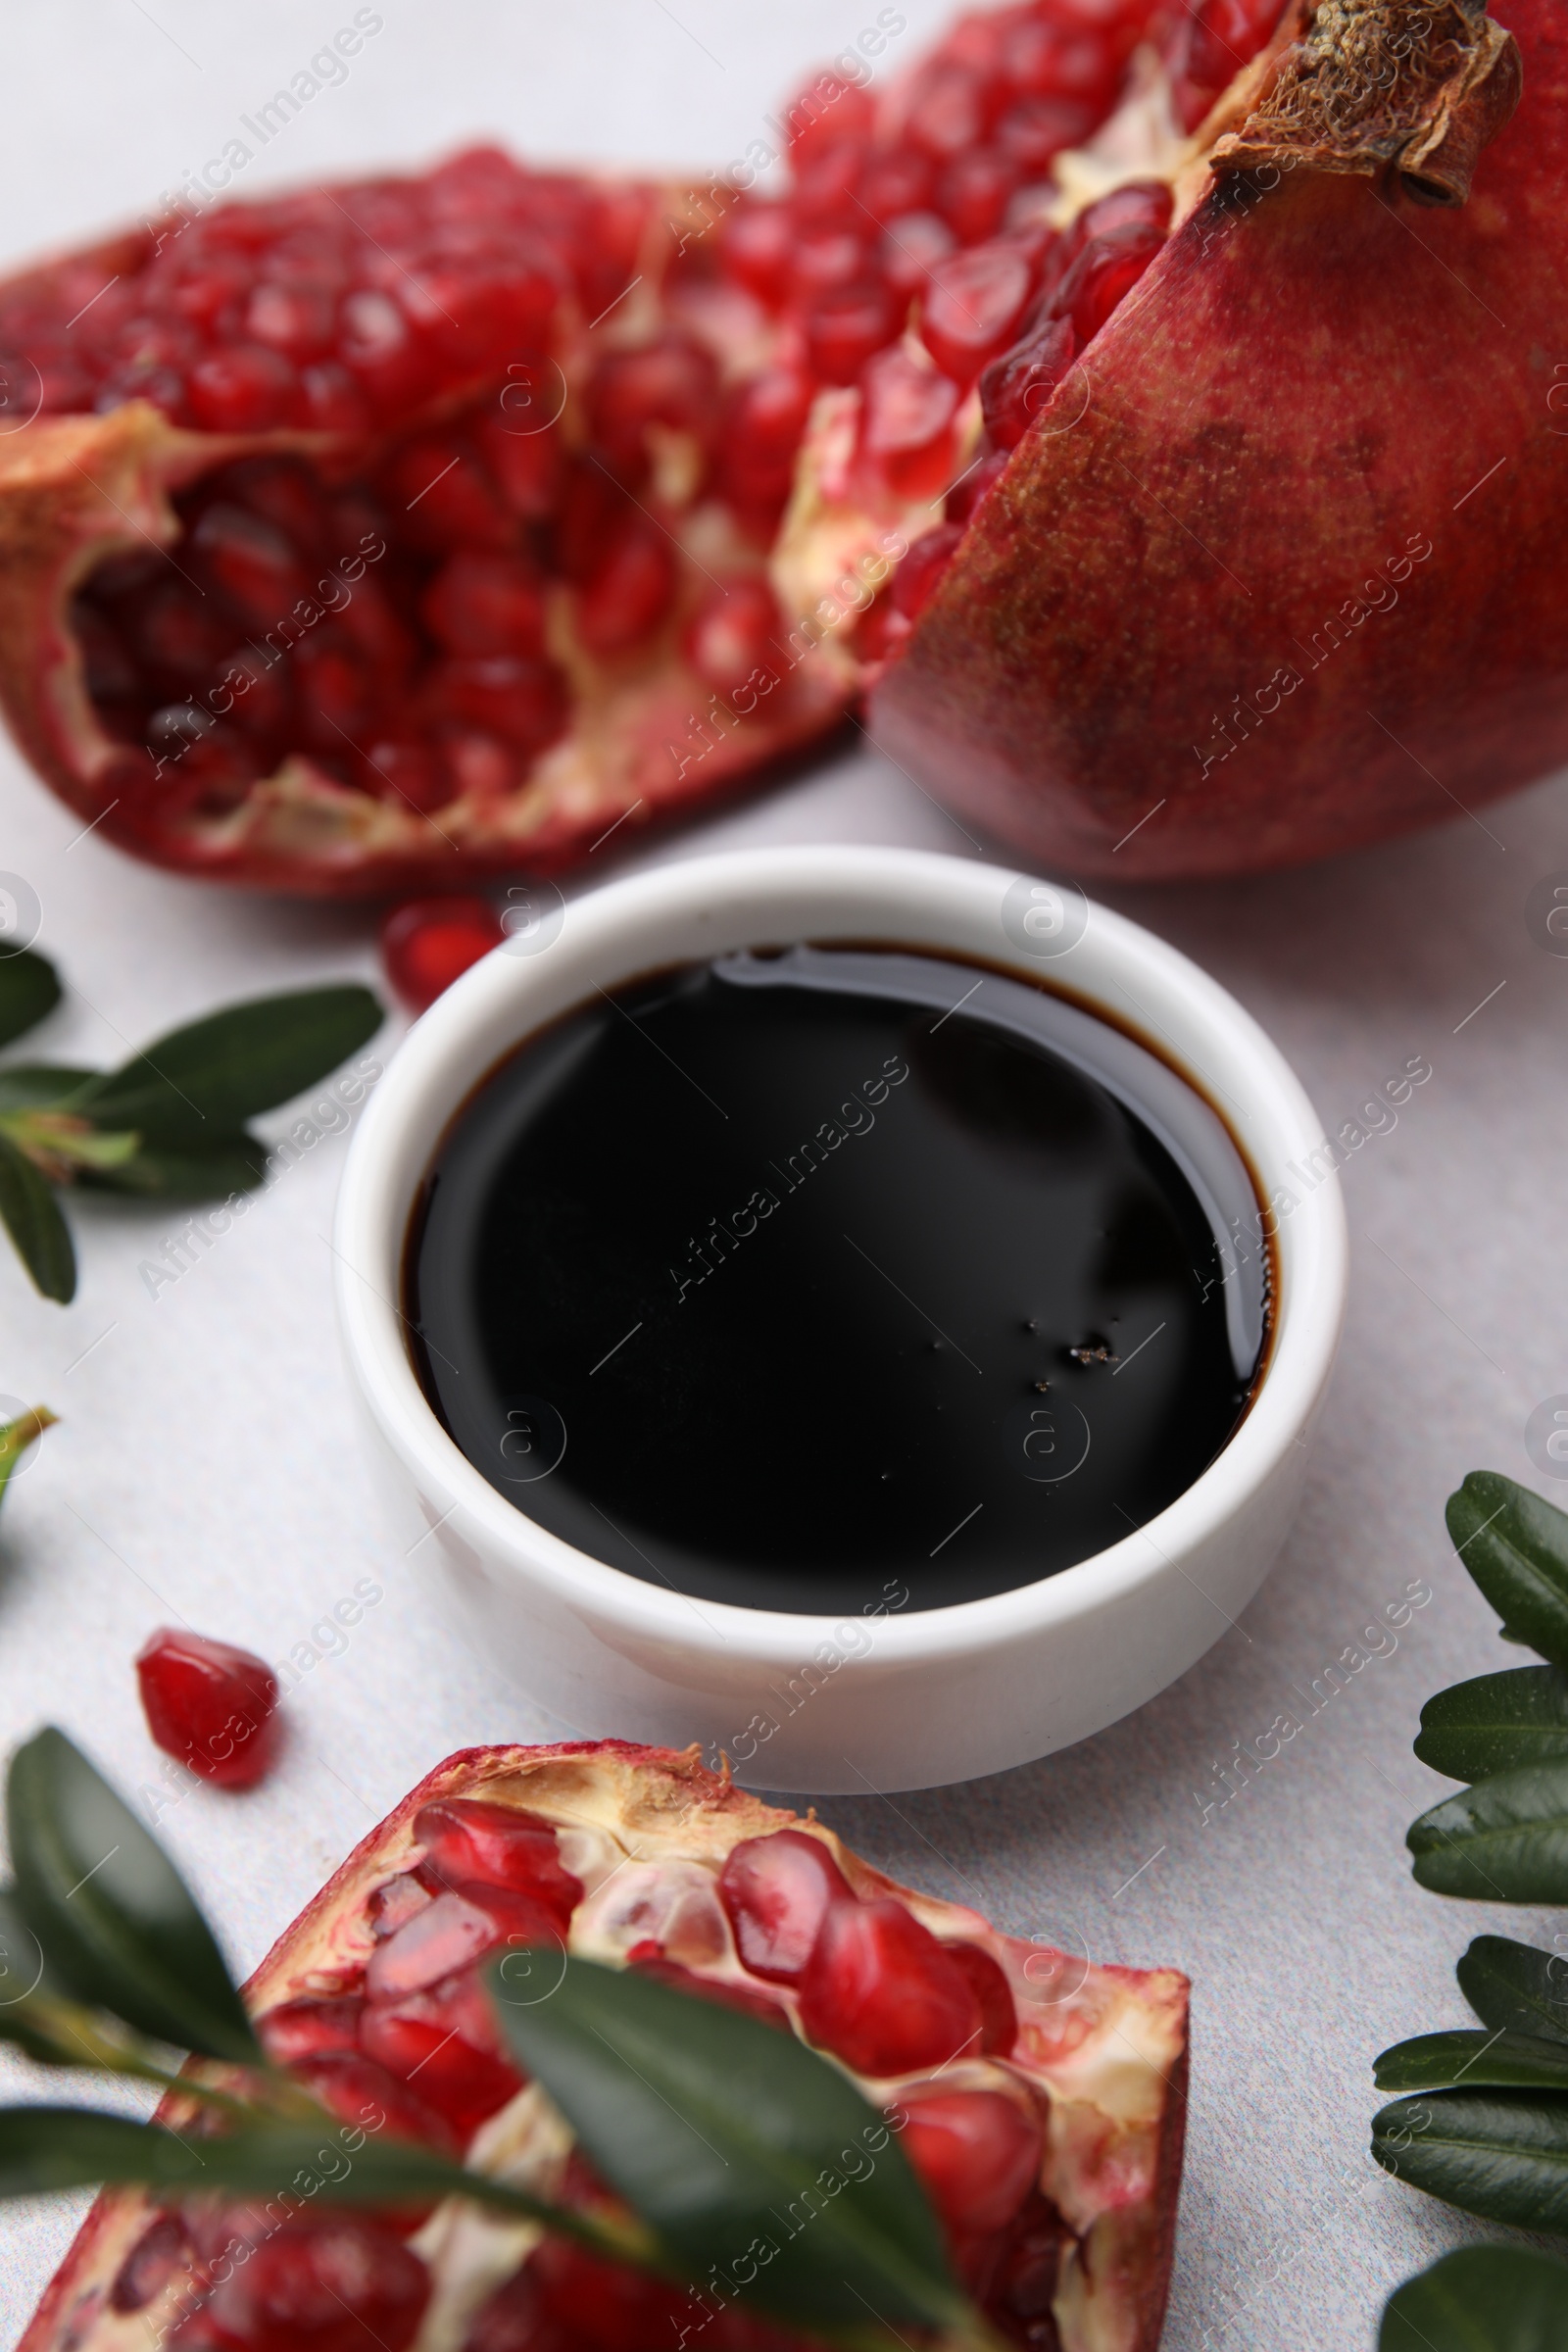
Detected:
[16,1741,1190,2352]
[873,0,1561,878]
[134,1628,281,1789]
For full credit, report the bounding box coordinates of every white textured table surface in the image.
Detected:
[2,6,1566,2346]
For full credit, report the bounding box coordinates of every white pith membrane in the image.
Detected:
[22,1747,1189,2352]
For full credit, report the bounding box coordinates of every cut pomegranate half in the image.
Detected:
[19,1740,1190,2352]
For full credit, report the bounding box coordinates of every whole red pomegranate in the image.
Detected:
[20,1741,1189,2352]
[0,0,1532,887]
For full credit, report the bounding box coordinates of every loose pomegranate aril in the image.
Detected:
[682,578,783,699]
[193,2217,430,2352]
[412,1795,584,1924]
[134,1629,280,1789]
[979,311,1079,448]
[367,1882,564,2000]
[940,1939,1018,2054]
[798,1897,983,2075]
[920,241,1034,384]
[807,279,901,386]
[901,2090,1043,2237]
[1061,221,1166,344]
[717,1828,855,1982]
[256,1993,364,2065]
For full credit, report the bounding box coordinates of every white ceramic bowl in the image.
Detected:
[335,848,1347,1792]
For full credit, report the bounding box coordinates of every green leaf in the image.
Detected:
[1374,2029,1568,2094]
[0,1068,96,1114]
[1382,2245,1568,2352]
[1408,1758,1568,1903]
[80,1133,270,1200]
[1415,1667,1568,1782]
[1459,1936,1568,2045]
[74,986,382,1148]
[0,952,61,1051]
[0,1408,56,1513]
[0,2106,650,2259]
[1371,2088,1568,2232]
[1447,1473,1568,1671]
[486,1951,970,2340]
[0,1134,74,1302]
[7,1729,260,2065]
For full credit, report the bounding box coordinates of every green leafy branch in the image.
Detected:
[1370,1472,1568,2346]
[0,1727,992,2351]
[0,946,382,1301]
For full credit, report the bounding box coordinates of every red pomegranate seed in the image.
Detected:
[980,313,1080,448]
[941,1939,1018,2053]
[433,654,567,750]
[382,435,512,553]
[191,505,311,628]
[367,1883,564,2001]
[361,1968,524,2141]
[420,553,548,655]
[858,347,960,502]
[900,2090,1043,2235]
[256,1994,363,2066]
[682,578,782,698]
[246,282,335,358]
[936,150,1018,245]
[946,446,1009,523]
[111,2215,191,2316]
[128,583,235,682]
[293,636,372,749]
[783,71,876,162]
[807,279,901,386]
[370,1872,434,1937]
[478,416,564,519]
[380,897,505,1014]
[339,288,431,412]
[891,524,964,623]
[718,1828,855,1982]
[1070,178,1174,246]
[904,64,997,160]
[587,331,718,481]
[996,94,1099,173]
[920,242,1034,384]
[719,364,816,514]
[577,527,676,658]
[790,226,868,301]
[291,2049,460,2156]
[798,1897,983,2074]
[625,1944,792,2030]
[194,2217,430,2352]
[1062,221,1166,343]
[412,1796,584,1926]
[524,2233,691,2351]
[186,344,296,431]
[135,1629,280,1789]
[1003,17,1122,103]
[222,455,328,552]
[793,136,870,223]
[297,364,377,436]
[860,149,935,224]
[366,740,450,815]
[879,211,958,303]
[716,203,795,307]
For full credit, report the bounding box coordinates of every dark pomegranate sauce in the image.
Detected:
[406,948,1269,1612]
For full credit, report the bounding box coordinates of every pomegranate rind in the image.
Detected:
[18,1740,1188,2352]
[874,0,1559,878]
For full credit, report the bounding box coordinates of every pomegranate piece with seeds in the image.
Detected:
[367,1882,564,2001]
[134,1629,280,1790]
[21,1742,1189,2352]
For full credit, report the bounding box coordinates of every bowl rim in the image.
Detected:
[334,845,1348,1667]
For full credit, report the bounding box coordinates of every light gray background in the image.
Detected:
[1,5,1564,2344]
